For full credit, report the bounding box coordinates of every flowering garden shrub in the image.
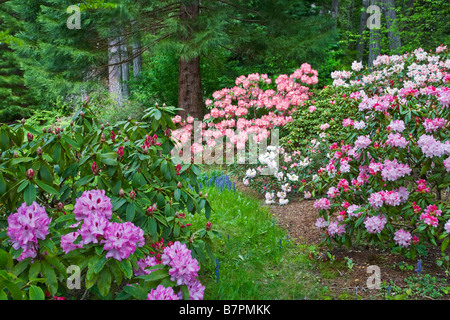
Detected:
[0,103,213,299]
[308,46,450,260]
[170,64,318,159]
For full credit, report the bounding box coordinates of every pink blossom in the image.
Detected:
[313,198,331,210]
[327,221,346,237]
[101,222,145,261]
[394,229,412,248]
[73,189,113,221]
[161,241,200,286]
[60,231,83,254]
[7,202,51,260]
[354,135,371,149]
[147,285,179,300]
[364,215,387,234]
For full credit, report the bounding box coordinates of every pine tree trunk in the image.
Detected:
[368,0,381,68]
[331,0,339,25]
[132,20,142,78]
[178,55,203,119]
[383,0,401,52]
[132,35,142,78]
[108,36,123,105]
[120,35,130,100]
[178,0,203,120]
[356,0,369,61]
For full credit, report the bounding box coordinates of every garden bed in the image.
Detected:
[235,181,450,300]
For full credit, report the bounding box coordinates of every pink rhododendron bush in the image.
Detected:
[309,46,450,260]
[1,190,205,300]
[170,64,318,160]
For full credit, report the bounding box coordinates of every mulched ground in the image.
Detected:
[234,181,450,300]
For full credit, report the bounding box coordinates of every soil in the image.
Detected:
[234,181,450,300]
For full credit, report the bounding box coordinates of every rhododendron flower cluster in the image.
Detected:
[61,189,145,261]
[7,202,52,261]
[307,46,449,258]
[171,65,318,158]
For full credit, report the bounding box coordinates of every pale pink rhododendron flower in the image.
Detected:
[394,229,412,248]
[364,215,387,234]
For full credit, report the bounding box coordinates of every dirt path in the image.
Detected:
[235,181,450,300]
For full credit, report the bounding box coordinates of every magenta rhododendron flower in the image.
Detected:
[101,221,145,261]
[135,256,160,276]
[178,278,205,300]
[74,189,113,221]
[7,202,51,260]
[147,285,179,300]
[60,231,83,254]
[161,241,200,286]
[79,213,110,245]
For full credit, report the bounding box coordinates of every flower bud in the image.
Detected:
[27,133,34,143]
[206,221,212,230]
[177,182,182,189]
[56,202,64,212]
[36,146,43,156]
[13,150,18,158]
[91,162,98,175]
[80,111,84,118]
[26,168,35,180]
[119,188,125,197]
[130,190,135,200]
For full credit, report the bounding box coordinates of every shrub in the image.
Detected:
[309,46,449,260]
[0,102,214,299]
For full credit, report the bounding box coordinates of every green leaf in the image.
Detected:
[11,257,31,276]
[0,279,22,300]
[126,203,136,222]
[17,180,29,193]
[28,285,45,300]
[174,188,181,201]
[0,173,6,194]
[97,268,112,297]
[441,238,450,252]
[24,183,36,205]
[0,249,13,270]
[74,175,94,187]
[52,143,61,163]
[28,261,41,280]
[136,268,169,282]
[41,261,58,296]
[35,180,58,195]
[118,259,133,279]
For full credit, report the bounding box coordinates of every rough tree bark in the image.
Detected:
[178,0,204,120]
[368,0,381,68]
[120,35,130,100]
[356,0,370,61]
[108,36,123,105]
[383,0,401,52]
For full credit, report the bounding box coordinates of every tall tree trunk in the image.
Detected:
[132,20,142,78]
[368,0,381,68]
[132,35,142,78]
[383,0,401,52]
[120,35,129,100]
[178,0,203,120]
[331,0,339,26]
[356,0,370,61]
[108,36,123,105]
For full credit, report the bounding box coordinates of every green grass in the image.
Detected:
[187,182,328,300]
